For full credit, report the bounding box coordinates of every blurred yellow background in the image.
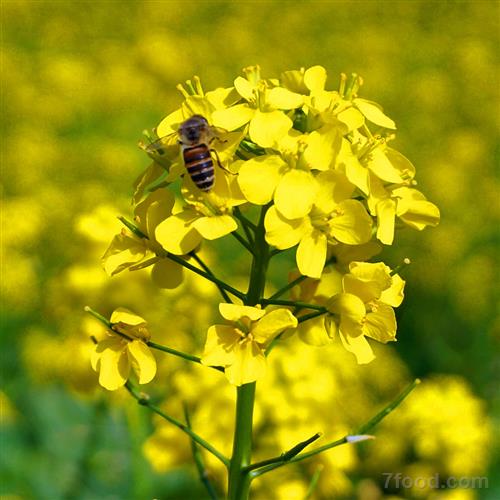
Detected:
[1,1,498,499]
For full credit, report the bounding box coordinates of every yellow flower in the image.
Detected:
[201,303,298,386]
[326,262,405,364]
[212,65,304,148]
[91,308,157,391]
[265,170,373,278]
[369,178,441,245]
[101,188,184,289]
[340,135,414,197]
[155,172,245,254]
[290,268,344,346]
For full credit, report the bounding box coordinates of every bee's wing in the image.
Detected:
[210,125,229,139]
[143,132,179,154]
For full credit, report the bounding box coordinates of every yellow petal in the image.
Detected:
[344,155,369,195]
[219,303,266,322]
[395,188,440,230]
[376,198,396,245]
[134,188,175,238]
[201,325,239,367]
[212,104,255,131]
[155,210,202,255]
[314,170,355,214]
[249,110,292,148]
[265,206,309,249]
[92,337,122,371]
[205,86,241,109]
[237,155,286,205]
[225,340,266,386]
[127,340,157,384]
[329,200,373,245]
[380,274,405,307]
[366,147,404,184]
[385,148,416,180]
[345,261,392,302]
[193,215,237,240]
[302,124,342,171]
[327,293,365,338]
[281,68,308,94]
[151,259,183,289]
[156,107,185,138]
[102,232,149,276]
[266,87,304,109]
[298,315,331,346]
[363,303,397,343]
[304,65,327,92]
[275,170,318,219]
[216,129,248,164]
[251,309,298,344]
[181,96,215,119]
[353,98,396,130]
[296,229,327,278]
[96,340,129,391]
[234,76,255,100]
[111,307,147,326]
[338,330,375,364]
[337,107,364,132]
[133,162,166,205]
[330,241,382,266]
[147,197,175,239]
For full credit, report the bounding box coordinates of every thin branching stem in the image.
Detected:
[125,383,229,467]
[249,379,421,478]
[261,298,327,312]
[234,207,255,246]
[189,252,232,303]
[162,251,245,300]
[231,230,254,254]
[184,404,220,500]
[268,274,307,300]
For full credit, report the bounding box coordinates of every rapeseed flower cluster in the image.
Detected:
[96,65,439,390]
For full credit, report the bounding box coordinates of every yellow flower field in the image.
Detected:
[1,1,498,499]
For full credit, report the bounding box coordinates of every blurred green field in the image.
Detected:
[1,1,498,499]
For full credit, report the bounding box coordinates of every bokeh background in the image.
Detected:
[1,1,498,499]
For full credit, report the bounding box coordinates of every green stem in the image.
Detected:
[243,433,321,473]
[260,299,326,312]
[184,404,219,500]
[355,378,421,434]
[231,230,254,254]
[189,252,232,303]
[246,205,270,306]
[297,310,328,324]
[228,383,256,500]
[227,204,270,500]
[163,251,245,301]
[268,274,307,300]
[250,379,421,478]
[234,207,256,246]
[125,383,229,467]
[147,341,224,373]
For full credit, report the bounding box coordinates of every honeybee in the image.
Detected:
[145,115,226,192]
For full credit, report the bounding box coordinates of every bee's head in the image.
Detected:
[179,115,209,144]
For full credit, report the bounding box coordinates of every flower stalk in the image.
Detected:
[228,204,271,500]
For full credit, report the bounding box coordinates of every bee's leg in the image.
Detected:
[210,136,228,145]
[210,149,235,175]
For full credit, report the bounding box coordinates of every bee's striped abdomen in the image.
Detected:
[183,144,215,192]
